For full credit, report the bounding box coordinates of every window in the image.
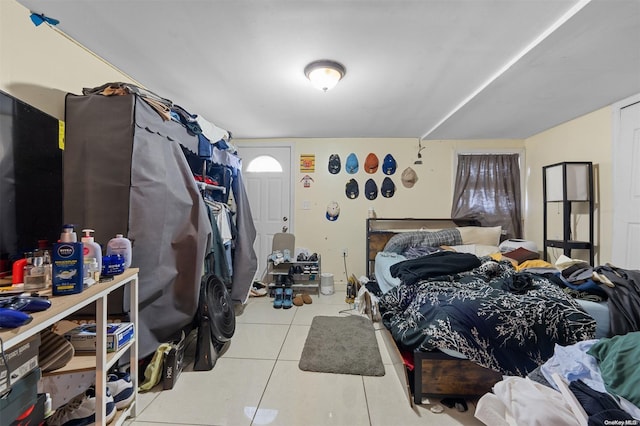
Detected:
[246,155,283,172]
[451,153,522,240]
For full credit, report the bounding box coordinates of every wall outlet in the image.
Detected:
[341,248,348,257]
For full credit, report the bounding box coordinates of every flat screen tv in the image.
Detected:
[0,90,62,275]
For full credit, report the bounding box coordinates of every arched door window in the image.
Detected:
[246,155,283,172]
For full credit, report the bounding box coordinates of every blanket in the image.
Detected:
[379,258,596,376]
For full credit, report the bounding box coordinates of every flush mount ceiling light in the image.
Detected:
[304,60,346,91]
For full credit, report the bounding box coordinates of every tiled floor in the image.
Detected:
[126,285,485,426]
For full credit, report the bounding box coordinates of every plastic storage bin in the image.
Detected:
[320,273,334,295]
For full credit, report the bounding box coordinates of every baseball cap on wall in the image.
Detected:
[328,154,341,174]
[326,201,340,221]
[365,178,378,200]
[401,167,418,188]
[381,177,395,198]
[345,178,359,199]
[345,153,359,174]
[382,154,396,175]
[364,153,379,174]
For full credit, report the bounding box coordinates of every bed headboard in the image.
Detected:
[366,218,480,278]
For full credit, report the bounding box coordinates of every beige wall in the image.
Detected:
[235,138,524,282]
[524,107,612,266]
[0,0,136,119]
[2,0,616,283]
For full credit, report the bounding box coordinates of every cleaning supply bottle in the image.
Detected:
[81,229,102,284]
[106,234,132,269]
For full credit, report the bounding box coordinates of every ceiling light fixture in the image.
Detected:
[304,60,346,92]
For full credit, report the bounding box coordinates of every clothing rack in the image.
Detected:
[198,181,226,194]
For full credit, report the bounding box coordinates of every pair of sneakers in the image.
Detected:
[46,386,116,426]
[296,252,318,262]
[273,287,294,309]
[47,372,134,425]
[107,371,135,410]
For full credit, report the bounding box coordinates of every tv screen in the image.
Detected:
[0,90,62,275]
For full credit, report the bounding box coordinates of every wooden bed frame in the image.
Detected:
[367,218,502,406]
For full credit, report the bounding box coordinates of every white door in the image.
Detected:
[612,97,640,268]
[236,143,293,280]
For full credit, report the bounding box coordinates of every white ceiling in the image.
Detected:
[18,0,640,140]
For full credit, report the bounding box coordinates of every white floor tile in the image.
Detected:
[291,303,356,326]
[236,298,296,325]
[364,366,485,426]
[127,284,489,426]
[314,289,347,305]
[222,323,290,360]
[132,358,274,426]
[277,324,310,361]
[374,328,393,365]
[257,360,371,426]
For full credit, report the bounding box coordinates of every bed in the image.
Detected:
[366,218,604,406]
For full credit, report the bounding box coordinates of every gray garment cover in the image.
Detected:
[230,169,257,302]
[64,93,211,358]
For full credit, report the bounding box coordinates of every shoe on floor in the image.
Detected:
[301,294,313,304]
[283,288,294,309]
[47,386,116,426]
[250,281,268,297]
[107,371,134,410]
[273,288,284,309]
[293,295,304,306]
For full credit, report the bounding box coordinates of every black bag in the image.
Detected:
[194,274,235,371]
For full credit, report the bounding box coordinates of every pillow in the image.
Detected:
[502,247,540,264]
[383,229,462,254]
[457,226,502,246]
[448,244,501,257]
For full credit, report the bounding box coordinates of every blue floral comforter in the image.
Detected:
[379,258,596,376]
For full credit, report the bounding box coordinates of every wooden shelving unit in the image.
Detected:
[0,268,139,426]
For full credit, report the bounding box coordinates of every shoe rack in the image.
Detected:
[266,254,321,295]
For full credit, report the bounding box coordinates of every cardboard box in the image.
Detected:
[0,333,40,395]
[63,322,134,352]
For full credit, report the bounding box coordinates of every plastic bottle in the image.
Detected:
[60,224,78,242]
[81,229,102,281]
[106,234,132,269]
[52,225,84,295]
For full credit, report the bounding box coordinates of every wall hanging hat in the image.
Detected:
[364,153,379,174]
[328,154,341,174]
[382,154,397,175]
[365,178,378,200]
[401,167,418,188]
[345,153,359,174]
[381,177,395,198]
[345,178,359,199]
[326,201,340,221]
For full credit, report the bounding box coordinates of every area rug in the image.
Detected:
[299,315,385,376]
